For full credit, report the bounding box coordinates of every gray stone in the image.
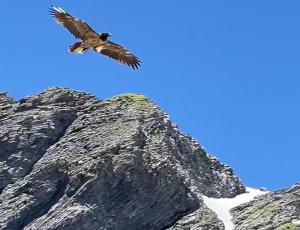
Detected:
[167,205,225,230]
[231,183,300,230]
[0,92,14,106]
[0,88,99,193]
[0,88,245,230]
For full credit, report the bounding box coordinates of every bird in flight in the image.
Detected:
[49,6,141,69]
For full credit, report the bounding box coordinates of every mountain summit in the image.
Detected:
[0,88,299,230]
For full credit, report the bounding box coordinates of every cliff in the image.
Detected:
[0,88,299,230]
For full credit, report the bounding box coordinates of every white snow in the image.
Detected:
[292,219,300,226]
[202,187,268,230]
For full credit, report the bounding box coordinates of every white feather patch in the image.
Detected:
[94,46,104,52]
[72,47,85,54]
[53,7,66,13]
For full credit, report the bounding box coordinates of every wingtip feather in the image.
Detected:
[49,5,66,14]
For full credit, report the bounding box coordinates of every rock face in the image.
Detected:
[231,183,300,230]
[0,89,96,193]
[0,87,298,230]
[0,88,245,230]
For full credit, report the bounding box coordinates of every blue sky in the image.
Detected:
[1,1,300,191]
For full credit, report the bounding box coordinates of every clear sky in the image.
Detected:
[1,1,300,191]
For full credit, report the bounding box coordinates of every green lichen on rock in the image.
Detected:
[106,93,151,112]
[247,202,279,222]
[275,223,300,230]
[231,184,300,230]
[107,93,148,103]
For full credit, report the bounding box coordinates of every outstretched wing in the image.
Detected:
[49,6,97,40]
[94,41,141,70]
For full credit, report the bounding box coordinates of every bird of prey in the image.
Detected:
[49,6,141,69]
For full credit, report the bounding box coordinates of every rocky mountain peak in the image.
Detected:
[0,88,299,230]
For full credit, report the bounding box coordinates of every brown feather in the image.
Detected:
[49,6,97,40]
[94,41,141,70]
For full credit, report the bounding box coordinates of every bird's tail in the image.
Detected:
[69,42,88,54]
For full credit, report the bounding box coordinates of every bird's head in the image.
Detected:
[99,33,112,40]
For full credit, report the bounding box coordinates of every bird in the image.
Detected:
[49,6,141,69]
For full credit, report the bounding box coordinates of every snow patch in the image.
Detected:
[292,219,300,226]
[202,187,268,230]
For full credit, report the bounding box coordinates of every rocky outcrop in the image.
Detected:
[167,205,225,230]
[231,183,300,230]
[0,92,14,106]
[0,89,99,193]
[2,87,298,230]
[0,88,244,230]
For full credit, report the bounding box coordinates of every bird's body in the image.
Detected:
[49,6,141,69]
